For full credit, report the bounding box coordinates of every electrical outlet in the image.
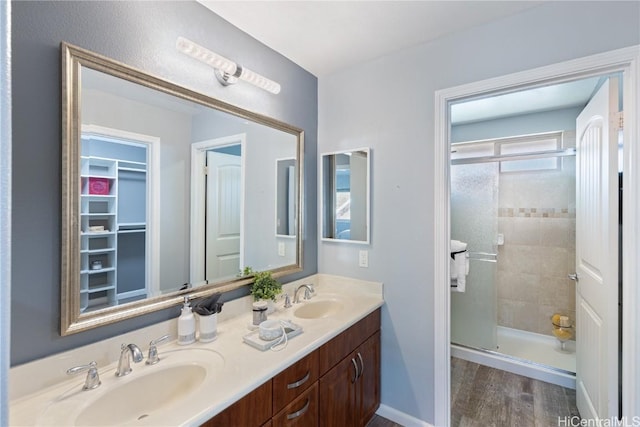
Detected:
[358,250,369,268]
[278,242,286,257]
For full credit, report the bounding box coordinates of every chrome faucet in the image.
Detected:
[293,284,315,303]
[67,361,101,391]
[115,343,143,377]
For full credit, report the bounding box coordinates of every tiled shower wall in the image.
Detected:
[497,134,576,337]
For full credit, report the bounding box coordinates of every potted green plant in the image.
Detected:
[243,267,283,303]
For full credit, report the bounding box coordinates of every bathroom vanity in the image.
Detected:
[206,309,380,426]
[9,275,383,426]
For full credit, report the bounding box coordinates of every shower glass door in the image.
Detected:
[450,162,498,351]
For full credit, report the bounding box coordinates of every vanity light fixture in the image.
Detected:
[176,36,281,95]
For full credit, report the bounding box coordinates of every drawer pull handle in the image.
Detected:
[286,398,311,420]
[287,371,311,389]
[357,352,364,380]
[351,358,359,383]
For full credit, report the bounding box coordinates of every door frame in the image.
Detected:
[433,45,640,426]
[190,134,246,284]
[0,0,10,423]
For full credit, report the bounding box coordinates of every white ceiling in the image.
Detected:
[197,1,600,123]
[198,1,545,77]
[450,77,603,125]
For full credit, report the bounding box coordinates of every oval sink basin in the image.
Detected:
[39,348,224,426]
[294,299,343,319]
[75,364,206,426]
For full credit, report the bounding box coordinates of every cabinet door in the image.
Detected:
[319,351,359,427]
[202,381,272,427]
[272,382,318,427]
[357,331,381,425]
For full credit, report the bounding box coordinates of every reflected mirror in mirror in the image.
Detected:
[62,43,303,334]
[321,148,370,243]
[276,158,297,237]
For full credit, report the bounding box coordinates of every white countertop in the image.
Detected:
[10,274,383,426]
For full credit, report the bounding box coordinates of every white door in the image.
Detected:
[575,78,620,419]
[206,150,242,281]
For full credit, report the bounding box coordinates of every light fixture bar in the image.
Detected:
[176,37,281,95]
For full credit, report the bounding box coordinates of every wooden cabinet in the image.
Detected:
[318,332,380,427]
[357,332,381,424]
[202,381,272,427]
[318,310,380,373]
[201,309,380,427]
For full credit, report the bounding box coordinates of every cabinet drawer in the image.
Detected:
[272,382,318,427]
[273,350,319,414]
[319,309,380,374]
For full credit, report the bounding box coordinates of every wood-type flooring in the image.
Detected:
[367,357,579,427]
[451,357,579,426]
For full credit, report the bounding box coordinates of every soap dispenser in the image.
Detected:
[178,296,196,345]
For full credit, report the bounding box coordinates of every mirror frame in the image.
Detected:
[61,42,304,335]
[320,147,371,244]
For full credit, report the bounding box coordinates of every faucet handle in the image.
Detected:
[67,361,101,391]
[304,284,315,300]
[146,334,170,365]
[283,293,292,309]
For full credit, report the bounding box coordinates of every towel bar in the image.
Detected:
[467,251,497,262]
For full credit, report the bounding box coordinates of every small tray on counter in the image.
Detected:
[242,320,303,351]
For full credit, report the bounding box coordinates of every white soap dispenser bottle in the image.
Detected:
[178,296,196,345]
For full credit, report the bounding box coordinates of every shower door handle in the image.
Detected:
[568,273,579,282]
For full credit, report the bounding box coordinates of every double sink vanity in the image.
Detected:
[11,41,382,426]
[10,275,384,426]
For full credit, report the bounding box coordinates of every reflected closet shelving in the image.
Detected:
[80,134,148,312]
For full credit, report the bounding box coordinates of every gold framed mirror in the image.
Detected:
[61,42,304,335]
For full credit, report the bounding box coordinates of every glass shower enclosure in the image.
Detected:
[450,162,498,351]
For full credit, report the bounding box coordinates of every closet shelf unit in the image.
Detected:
[80,149,148,312]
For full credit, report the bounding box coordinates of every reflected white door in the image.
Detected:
[575,78,619,419]
[206,151,242,281]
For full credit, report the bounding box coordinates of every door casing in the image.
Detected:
[433,45,640,426]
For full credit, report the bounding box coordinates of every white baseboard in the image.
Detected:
[376,404,434,427]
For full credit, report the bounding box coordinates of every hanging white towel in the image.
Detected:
[450,240,469,293]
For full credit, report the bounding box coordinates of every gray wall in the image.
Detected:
[318,1,639,423]
[192,114,299,270]
[83,89,194,291]
[11,1,317,366]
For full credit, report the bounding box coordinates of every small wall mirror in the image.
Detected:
[61,42,303,334]
[321,148,370,243]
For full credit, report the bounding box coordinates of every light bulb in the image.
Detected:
[176,37,280,95]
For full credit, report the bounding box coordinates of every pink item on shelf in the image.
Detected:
[89,177,110,195]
